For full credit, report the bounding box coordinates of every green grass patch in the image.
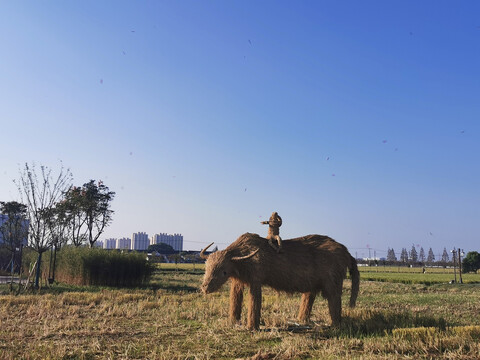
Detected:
[359,267,480,284]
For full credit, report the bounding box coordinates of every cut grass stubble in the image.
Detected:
[0,265,479,359]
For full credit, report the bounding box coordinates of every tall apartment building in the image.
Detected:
[132,232,149,251]
[151,233,183,251]
[117,237,131,250]
[104,238,117,249]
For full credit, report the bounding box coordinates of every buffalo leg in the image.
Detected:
[327,292,342,326]
[298,292,316,323]
[229,278,245,324]
[247,283,262,330]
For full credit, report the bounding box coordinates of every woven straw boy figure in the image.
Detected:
[261,211,282,253]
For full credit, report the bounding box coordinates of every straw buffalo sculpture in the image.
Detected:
[200,232,359,330]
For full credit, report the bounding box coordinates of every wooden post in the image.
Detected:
[458,249,463,284]
[452,249,457,283]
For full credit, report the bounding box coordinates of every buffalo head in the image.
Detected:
[200,242,258,294]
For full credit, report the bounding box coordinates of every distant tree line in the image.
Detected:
[380,244,479,272]
[147,243,176,255]
[146,243,210,264]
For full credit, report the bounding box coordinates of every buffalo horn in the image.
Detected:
[200,242,214,259]
[231,249,259,261]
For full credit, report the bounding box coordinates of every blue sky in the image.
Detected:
[1,1,479,258]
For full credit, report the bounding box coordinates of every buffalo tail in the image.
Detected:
[349,255,360,308]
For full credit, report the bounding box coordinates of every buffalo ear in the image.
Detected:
[231,249,259,261]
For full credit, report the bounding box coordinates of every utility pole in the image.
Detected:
[458,248,464,284]
[451,248,457,283]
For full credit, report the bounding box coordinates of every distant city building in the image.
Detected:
[95,240,104,248]
[362,257,383,262]
[151,233,183,251]
[117,237,131,250]
[132,232,149,251]
[104,238,116,249]
[0,214,29,247]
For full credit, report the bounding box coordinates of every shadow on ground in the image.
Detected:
[259,310,448,338]
[337,310,447,337]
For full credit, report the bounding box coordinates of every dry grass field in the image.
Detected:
[1,265,480,359]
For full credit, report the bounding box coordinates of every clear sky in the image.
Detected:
[1,1,479,258]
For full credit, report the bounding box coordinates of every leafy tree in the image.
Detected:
[0,201,28,287]
[400,248,408,263]
[61,186,88,247]
[15,162,72,288]
[81,180,115,248]
[0,201,28,251]
[386,248,397,262]
[441,247,449,263]
[60,180,115,248]
[462,251,480,273]
[167,253,181,264]
[409,245,418,263]
[44,203,71,283]
[427,248,435,264]
[148,243,175,254]
[44,203,69,248]
[419,247,425,263]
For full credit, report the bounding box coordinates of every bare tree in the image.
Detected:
[15,162,72,288]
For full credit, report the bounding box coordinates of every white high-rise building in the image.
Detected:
[117,237,131,250]
[151,233,183,251]
[132,232,149,251]
[104,238,117,249]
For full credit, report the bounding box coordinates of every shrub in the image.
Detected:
[52,247,154,287]
[462,251,480,273]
